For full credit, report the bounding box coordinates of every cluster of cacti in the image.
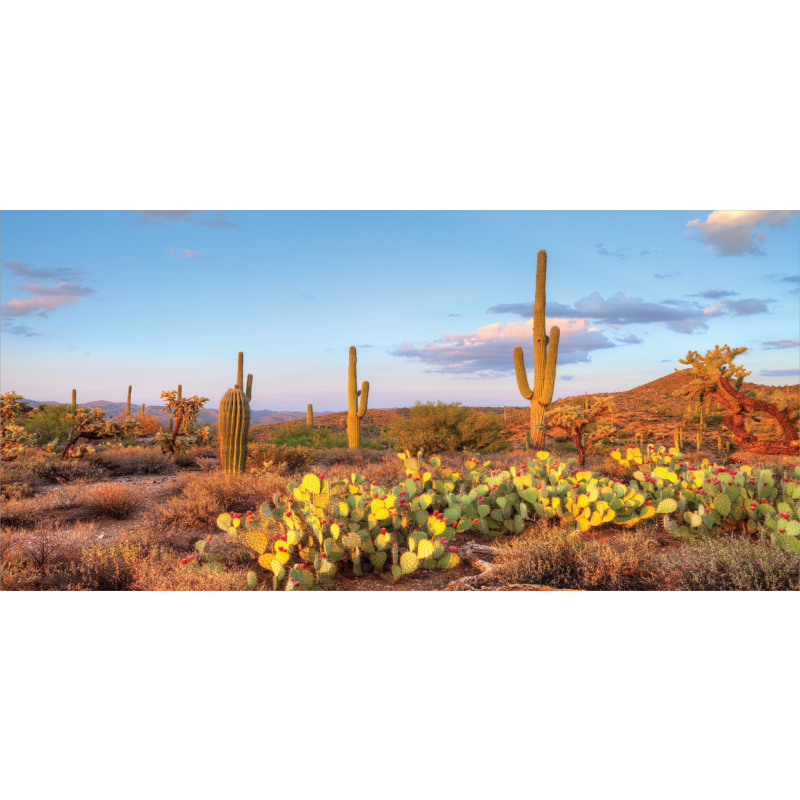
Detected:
[514,250,560,451]
[216,457,462,590]
[347,345,369,449]
[218,352,250,473]
[213,444,800,588]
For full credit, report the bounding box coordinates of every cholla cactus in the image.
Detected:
[56,406,138,459]
[513,250,560,451]
[545,398,616,465]
[1,391,34,461]
[675,345,799,455]
[155,389,210,455]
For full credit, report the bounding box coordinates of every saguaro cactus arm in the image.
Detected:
[513,347,534,400]
[358,381,369,418]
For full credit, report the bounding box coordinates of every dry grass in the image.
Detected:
[488,522,661,590]
[83,482,141,518]
[1,520,100,589]
[248,442,317,474]
[148,471,287,530]
[93,446,176,475]
[1,453,109,486]
[658,536,800,591]
[0,485,89,527]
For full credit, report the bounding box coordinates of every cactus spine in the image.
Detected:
[219,353,250,474]
[347,346,369,449]
[126,385,132,417]
[307,403,313,427]
[513,250,560,452]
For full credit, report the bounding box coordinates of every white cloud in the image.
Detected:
[686,210,798,256]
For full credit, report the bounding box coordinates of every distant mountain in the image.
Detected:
[21,399,334,428]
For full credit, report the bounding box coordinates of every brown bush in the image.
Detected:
[94,446,175,475]
[248,443,316,475]
[84,482,141,518]
[148,471,287,530]
[489,522,660,590]
[2,453,108,485]
[1,520,99,585]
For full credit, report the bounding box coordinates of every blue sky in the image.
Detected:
[1,210,798,410]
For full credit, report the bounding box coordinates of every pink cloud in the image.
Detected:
[1,282,95,317]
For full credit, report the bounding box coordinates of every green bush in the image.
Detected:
[385,401,507,455]
[23,404,74,445]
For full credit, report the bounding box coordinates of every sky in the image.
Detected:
[1,210,798,411]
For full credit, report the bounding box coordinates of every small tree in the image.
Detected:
[155,389,210,455]
[675,345,799,455]
[545,399,617,465]
[1,391,34,462]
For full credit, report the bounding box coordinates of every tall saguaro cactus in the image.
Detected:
[513,250,560,451]
[219,353,250,473]
[71,389,77,411]
[347,346,369,449]
[307,403,313,427]
[126,385,132,417]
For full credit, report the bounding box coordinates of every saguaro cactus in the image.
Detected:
[140,403,145,422]
[347,346,369,449]
[246,374,253,402]
[126,385,132,417]
[218,384,250,473]
[513,250,560,451]
[218,353,250,473]
[307,403,313,427]
[71,389,77,410]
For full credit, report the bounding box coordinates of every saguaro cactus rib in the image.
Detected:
[513,250,560,451]
[347,346,369,449]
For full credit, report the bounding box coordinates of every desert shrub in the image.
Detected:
[489,524,660,590]
[129,552,252,591]
[658,536,800,591]
[249,443,316,474]
[312,447,390,470]
[23,404,74,445]
[1,520,97,576]
[0,485,87,527]
[150,471,285,529]
[93,447,175,475]
[77,540,151,590]
[172,452,197,467]
[652,404,678,418]
[385,401,505,455]
[9,453,108,485]
[1,481,34,501]
[84,482,141,518]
